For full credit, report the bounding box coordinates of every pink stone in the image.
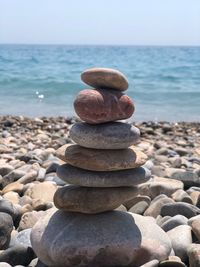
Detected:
[74,89,135,124]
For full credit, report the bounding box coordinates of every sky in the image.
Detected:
[0,0,200,46]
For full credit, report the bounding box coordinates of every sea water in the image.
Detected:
[0,44,199,121]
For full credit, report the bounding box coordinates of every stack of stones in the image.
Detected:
[31,68,172,267]
[54,68,151,215]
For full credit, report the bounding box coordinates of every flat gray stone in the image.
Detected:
[129,200,149,215]
[70,122,140,149]
[56,144,147,171]
[31,209,172,267]
[0,244,35,266]
[156,216,171,227]
[0,164,14,177]
[161,202,200,218]
[1,170,26,187]
[160,215,188,232]
[123,195,151,210]
[171,189,193,204]
[57,164,151,187]
[81,67,129,91]
[54,185,138,214]
[165,168,200,187]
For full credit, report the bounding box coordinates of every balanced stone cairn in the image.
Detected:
[31,68,172,267]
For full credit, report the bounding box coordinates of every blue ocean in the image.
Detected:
[0,45,199,121]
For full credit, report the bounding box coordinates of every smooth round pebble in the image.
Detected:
[128,200,150,215]
[144,195,174,218]
[160,215,188,232]
[161,202,200,218]
[70,122,140,149]
[138,177,184,199]
[25,181,57,202]
[167,225,192,262]
[18,210,47,231]
[0,199,16,220]
[0,212,13,249]
[124,195,151,210]
[0,245,35,266]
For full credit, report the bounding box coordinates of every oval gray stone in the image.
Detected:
[70,122,140,149]
[54,185,138,214]
[161,215,188,232]
[161,202,200,219]
[81,67,129,91]
[0,212,13,249]
[167,225,192,263]
[144,195,174,218]
[128,200,150,215]
[57,164,151,187]
[123,195,151,210]
[31,209,172,267]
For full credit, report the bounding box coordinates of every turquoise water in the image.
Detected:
[0,44,200,121]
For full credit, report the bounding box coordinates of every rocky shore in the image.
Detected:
[0,115,200,266]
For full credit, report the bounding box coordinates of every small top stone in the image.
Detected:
[81,67,129,91]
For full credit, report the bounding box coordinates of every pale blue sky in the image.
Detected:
[0,0,200,45]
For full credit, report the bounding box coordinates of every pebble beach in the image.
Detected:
[0,115,200,266]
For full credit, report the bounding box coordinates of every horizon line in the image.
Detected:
[0,43,200,47]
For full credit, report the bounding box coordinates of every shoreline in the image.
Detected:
[1,115,200,124]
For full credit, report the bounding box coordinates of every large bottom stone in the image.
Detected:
[53,185,138,213]
[31,209,172,267]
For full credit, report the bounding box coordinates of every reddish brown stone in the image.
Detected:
[74,89,134,124]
